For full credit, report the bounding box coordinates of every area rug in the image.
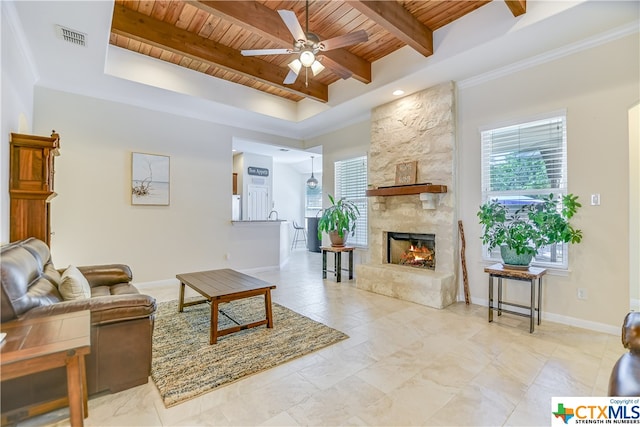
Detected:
[151,296,349,407]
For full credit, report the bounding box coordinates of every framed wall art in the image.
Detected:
[131,152,170,206]
[395,161,417,186]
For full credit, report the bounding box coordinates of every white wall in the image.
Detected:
[458,33,639,329]
[32,87,302,282]
[1,1,37,244]
[630,102,639,311]
[272,162,304,243]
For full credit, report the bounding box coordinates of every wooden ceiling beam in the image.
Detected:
[192,1,371,84]
[505,0,527,17]
[111,5,328,102]
[347,1,433,57]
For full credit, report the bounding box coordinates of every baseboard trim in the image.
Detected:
[460,295,619,335]
[135,279,178,290]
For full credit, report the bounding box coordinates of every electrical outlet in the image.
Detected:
[225,253,231,260]
[591,194,600,206]
[577,288,588,300]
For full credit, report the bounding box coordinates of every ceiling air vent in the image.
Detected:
[55,25,87,47]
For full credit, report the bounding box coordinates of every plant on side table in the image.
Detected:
[317,194,360,247]
[477,193,583,267]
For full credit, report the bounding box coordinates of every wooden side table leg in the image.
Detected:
[348,250,353,280]
[538,278,542,325]
[66,355,84,427]
[322,250,327,279]
[265,290,274,328]
[178,282,186,312]
[211,299,219,344]
[497,277,503,316]
[530,279,535,333]
[336,252,342,282]
[488,275,494,323]
[80,355,88,417]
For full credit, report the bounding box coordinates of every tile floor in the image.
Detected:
[27,249,622,426]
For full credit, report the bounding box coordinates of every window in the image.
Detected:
[335,156,368,247]
[481,112,568,268]
[305,183,322,218]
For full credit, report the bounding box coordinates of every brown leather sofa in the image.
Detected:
[1,238,156,419]
[608,311,640,396]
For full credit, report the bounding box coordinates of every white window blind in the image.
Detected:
[335,156,368,247]
[481,113,569,267]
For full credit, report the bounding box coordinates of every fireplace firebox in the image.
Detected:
[387,232,436,270]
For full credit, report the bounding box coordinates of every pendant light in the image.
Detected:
[306,156,318,189]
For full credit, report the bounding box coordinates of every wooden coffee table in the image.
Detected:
[176,269,276,344]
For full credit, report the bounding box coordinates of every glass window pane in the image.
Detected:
[335,156,368,247]
[481,114,568,268]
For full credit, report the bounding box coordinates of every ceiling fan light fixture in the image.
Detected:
[299,49,315,67]
[310,60,325,76]
[288,59,302,74]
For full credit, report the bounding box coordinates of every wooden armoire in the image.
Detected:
[9,131,60,245]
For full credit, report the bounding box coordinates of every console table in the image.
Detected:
[321,246,355,282]
[0,310,90,426]
[484,263,547,333]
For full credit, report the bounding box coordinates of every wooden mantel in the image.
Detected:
[365,184,447,197]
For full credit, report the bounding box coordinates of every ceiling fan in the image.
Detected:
[240,1,368,86]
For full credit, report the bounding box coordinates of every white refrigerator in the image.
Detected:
[232,195,242,221]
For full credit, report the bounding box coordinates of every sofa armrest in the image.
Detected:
[77,264,133,288]
[21,294,156,326]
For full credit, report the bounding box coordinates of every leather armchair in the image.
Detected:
[1,238,156,420]
[608,311,640,396]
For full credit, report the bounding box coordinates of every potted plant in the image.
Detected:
[477,193,583,267]
[317,194,360,247]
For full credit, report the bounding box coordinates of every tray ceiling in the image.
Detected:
[110,0,526,103]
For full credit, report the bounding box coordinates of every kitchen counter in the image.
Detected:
[228,220,290,270]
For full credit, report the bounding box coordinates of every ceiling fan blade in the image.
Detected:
[241,48,293,56]
[317,55,352,80]
[319,30,368,51]
[283,69,298,85]
[278,10,307,42]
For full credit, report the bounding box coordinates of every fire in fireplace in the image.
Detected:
[387,232,436,270]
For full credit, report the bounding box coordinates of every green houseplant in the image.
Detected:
[317,194,360,247]
[477,193,583,266]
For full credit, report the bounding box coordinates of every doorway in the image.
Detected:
[248,185,269,221]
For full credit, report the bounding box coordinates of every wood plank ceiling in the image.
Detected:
[110,1,526,103]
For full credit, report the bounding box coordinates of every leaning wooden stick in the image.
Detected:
[458,220,470,304]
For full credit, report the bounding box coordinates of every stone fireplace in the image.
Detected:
[355,82,458,309]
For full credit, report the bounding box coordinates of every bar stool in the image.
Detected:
[291,220,307,250]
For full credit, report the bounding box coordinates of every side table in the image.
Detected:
[321,245,355,282]
[1,310,91,426]
[484,263,547,333]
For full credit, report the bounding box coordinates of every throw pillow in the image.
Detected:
[59,265,91,300]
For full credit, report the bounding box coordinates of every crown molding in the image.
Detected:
[458,21,639,90]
